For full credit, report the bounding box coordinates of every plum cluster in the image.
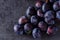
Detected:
[13,0,59,38]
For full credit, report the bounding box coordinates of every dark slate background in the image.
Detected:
[0,0,60,40]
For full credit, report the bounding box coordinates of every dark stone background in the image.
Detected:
[0,0,60,40]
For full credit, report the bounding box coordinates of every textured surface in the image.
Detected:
[0,0,60,40]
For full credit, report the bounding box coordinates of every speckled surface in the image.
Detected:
[0,0,60,40]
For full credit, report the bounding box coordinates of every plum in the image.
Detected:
[13,24,24,35]
[26,6,37,19]
[53,1,60,11]
[24,23,33,35]
[31,16,38,25]
[56,11,60,20]
[38,21,47,31]
[44,11,55,19]
[44,11,55,25]
[47,26,58,35]
[42,3,50,12]
[18,16,28,24]
[35,1,44,10]
[37,9,44,17]
[32,28,41,38]
[37,9,44,22]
